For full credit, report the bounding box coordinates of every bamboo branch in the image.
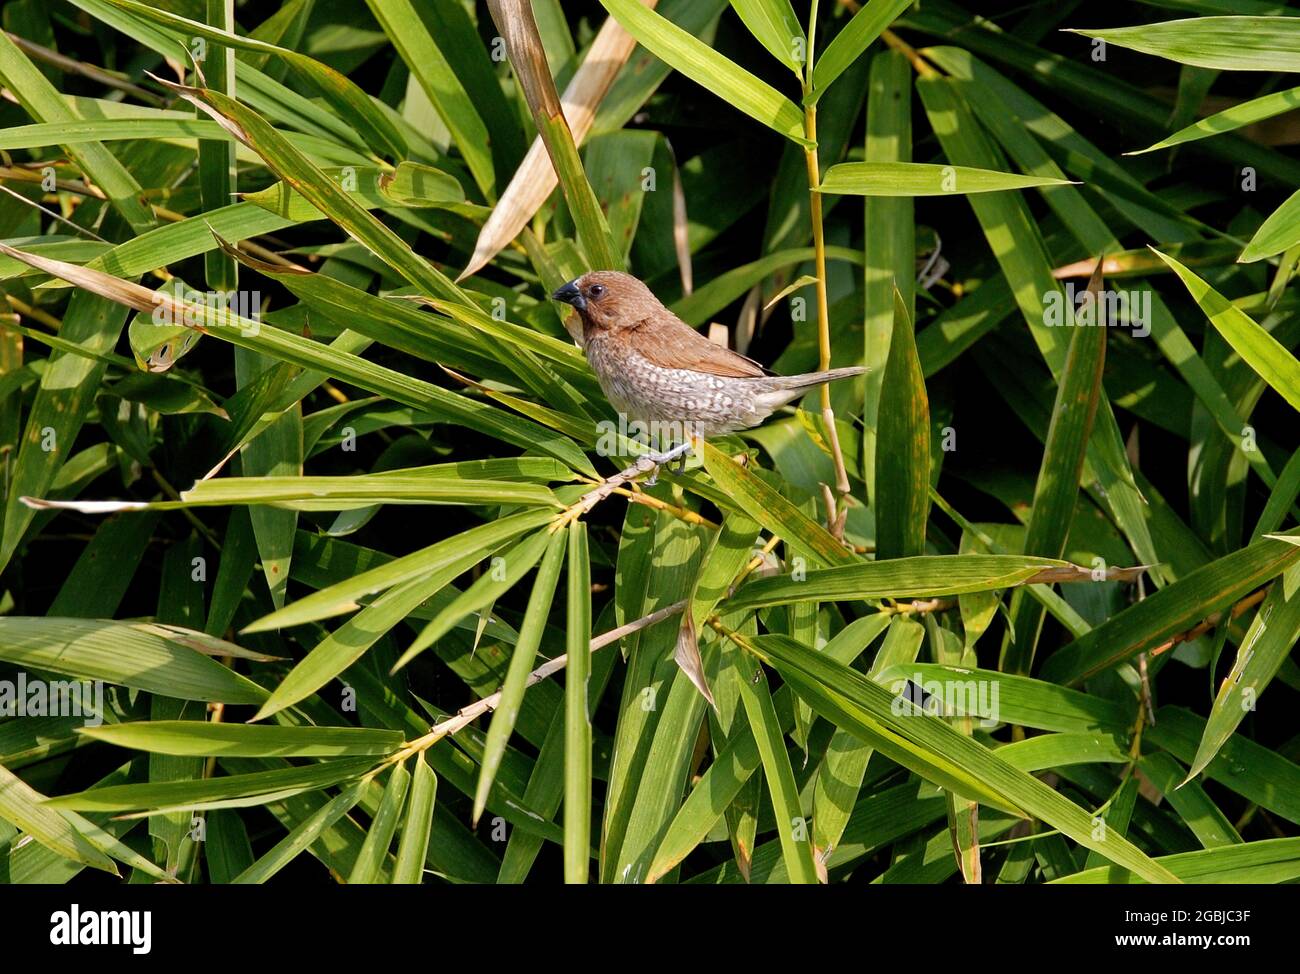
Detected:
[802,6,854,538]
[1149,586,1270,658]
[392,598,690,759]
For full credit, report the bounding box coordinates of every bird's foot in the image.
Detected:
[640,440,695,487]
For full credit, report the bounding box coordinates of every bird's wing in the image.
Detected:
[627,314,767,378]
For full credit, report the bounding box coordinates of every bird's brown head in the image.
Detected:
[552,270,659,333]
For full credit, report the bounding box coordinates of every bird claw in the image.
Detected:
[638,441,694,488]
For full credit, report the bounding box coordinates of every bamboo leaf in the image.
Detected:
[598,0,808,144]
[0,764,118,874]
[876,286,929,559]
[729,0,805,75]
[1132,85,1300,155]
[473,530,568,824]
[393,753,437,884]
[820,161,1073,195]
[347,762,411,884]
[564,521,593,883]
[1153,248,1300,411]
[1002,263,1107,674]
[1067,17,1300,72]
[744,633,1180,883]
[809,0,912,101]
[80,722,403,758]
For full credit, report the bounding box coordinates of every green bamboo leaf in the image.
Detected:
[615,654,715,882]
[1053,837,1300,885]
[160,82,460,303]
[731,646,818,883]
[700,440,855,567]
[691,513,763,628]
[670,245,862,325]
[862,50,914,501]
[914,4,1300,187]
[811,614,920,873]
[236,351,301,611]
[395,529,553,672]
[876,286,929,559]
[393,753,437,884]
[1254,447,1300,543]
[0,617,268,703]
[744,634,1180,883]
[233,779,368,884]
[1042,530,1300,685]
[809,0,912,101]
[364,0,495,197]
[0,764,118,874]
[726,554,1072,610]
[729,0,805,75]
[197,0,237,292]
[246,509,553,632]
[0,292,129,572]
[0,31,153,231]
[1241,188,1300,262]
[820,161,1073,196]
[104,0,407,159]
[473,530,568,824]
[348,762,411,884]
[933,47,1283,497]
[243,163,467,217]
[1138,754,1240,851]
[46,757,377,814]
[872,663,1128,733]
[1186,564,1300,781]
[1067,17,1300,72]
[564,521,593,884]
[601,510,708,881]
[585,130,660,261]
[1002,265,1107,674]
[1132,85,1300,155]
[598,0,808,144]
[176,475,561,511]
[0,116,228,149]
[253,542,492,721]
[1150,706,1300,825]
[1153,248,1300,411]
[917,75,1160,577]
[81,722,403,758]
[646,614,892,882]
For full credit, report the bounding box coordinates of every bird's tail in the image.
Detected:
[753,366,868,414]
[768,365,867,392]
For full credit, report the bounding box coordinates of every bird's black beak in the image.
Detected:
[552,279,586,312]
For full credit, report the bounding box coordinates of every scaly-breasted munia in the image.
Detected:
[553,271,865,443]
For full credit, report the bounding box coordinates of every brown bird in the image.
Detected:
[553,271,865,459]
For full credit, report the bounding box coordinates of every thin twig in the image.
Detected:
[612,485,716,528]
[3,31,165,104]
[1148,586,1270,658]
[801,18,854,538]
[881,597,955,616]
[4,292,63,331]
[553,441,696,531]
[389,598,690,759]
[0,181,108,243]
[881,28,940,78]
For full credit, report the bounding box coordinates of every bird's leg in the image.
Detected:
[559,440,696,528]
[642,439,695,486]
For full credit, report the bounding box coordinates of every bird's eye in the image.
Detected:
[588,284,606,298]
